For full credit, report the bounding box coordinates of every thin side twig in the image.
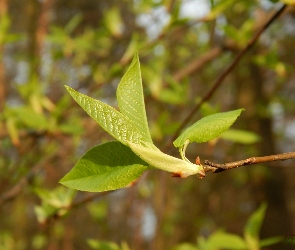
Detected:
[173,47,222,82]
[41,191,112,225]
[171,4,287,142]
[204,151,295,173]
[0,152,51,207]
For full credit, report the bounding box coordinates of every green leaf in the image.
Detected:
[127,141,204,178]
[6,117,19,145]
[260,236,283,248]
[34,187,75,223]
[205,231,247,249]
[117,52,153,144]
[9,106,49,130]
[244,203,267,249]
[65,86,143,145]
[104,7,123,37]
[206,0,236,20]
[171,243,198,250]
[244,203,267,238]
[219,129,261,144]
[65,15,82,34]
[87,239,120,250]
[281,0,295,5]
[158,78,188,105]
[60,141,148,192]
[34,187,75,208]
[174,109,244,148]
[34,203,58,224]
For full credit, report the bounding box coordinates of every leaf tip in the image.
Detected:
[239,108,246,113]
[58,176,67,185]
[130,51,140,68]
[133,50,139,59]
[64,85,74,93]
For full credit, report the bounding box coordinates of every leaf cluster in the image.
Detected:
[60,53,243,192]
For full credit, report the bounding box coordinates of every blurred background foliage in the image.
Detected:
[0,0,295,249]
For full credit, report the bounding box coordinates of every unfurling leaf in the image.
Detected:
[127,141,204,178]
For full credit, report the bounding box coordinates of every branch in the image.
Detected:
[69,191,112,209]
[171,4,287,142]
[172,47,222,82]
[203,151,295,173]
[0,151,54,207]
[0,178,29,206]
[40,191,112,225]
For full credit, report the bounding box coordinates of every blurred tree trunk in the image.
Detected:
[27,0,53,78]
[27,0,40,77]
[234,53,291,249]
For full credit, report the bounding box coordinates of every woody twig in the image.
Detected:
[203,151,295,173]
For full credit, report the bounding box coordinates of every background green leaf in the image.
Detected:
[60,141,148,192]
[204,231,247,249]
[174,109,244,148]
[87,239,120,250]
[206,0,236,20]
[8,106,49,130]
[219,128,261,144]
[244,203,267,249]
[244,203,267,238]
[65,86,143,145]
[260,236,283,248]
[171,243,198,250]
[104,7,123,37]
[117,52,153,144]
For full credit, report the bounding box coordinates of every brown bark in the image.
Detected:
[27,0,53,78]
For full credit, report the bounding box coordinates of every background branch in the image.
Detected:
[171,4,287,143]
[172,47,222,82]
[41,191,112,225]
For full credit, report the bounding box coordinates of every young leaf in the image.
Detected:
[127,141,204,178]
[117,52,153,144]
[60,141,148,192]
[174,109,244,148]
[65,86,143,145]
